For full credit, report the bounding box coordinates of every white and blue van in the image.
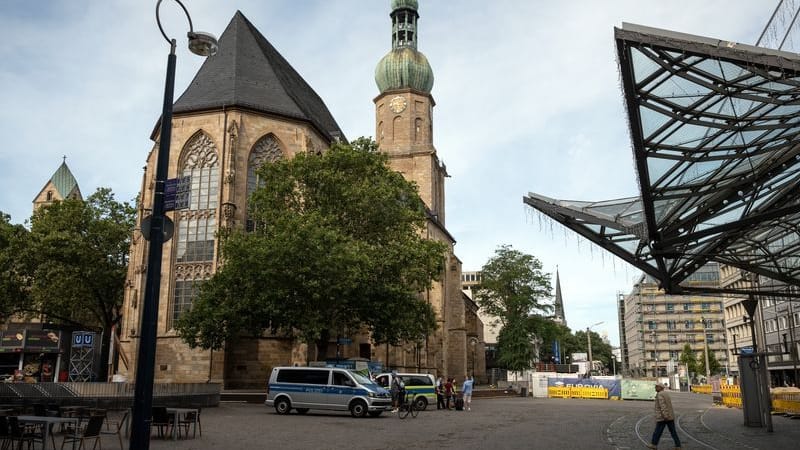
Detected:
[265,366,392,417]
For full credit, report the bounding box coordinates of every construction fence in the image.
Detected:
[692,383,800,415]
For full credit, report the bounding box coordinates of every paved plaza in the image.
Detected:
[100,391,800,449]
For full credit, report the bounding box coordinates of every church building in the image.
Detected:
[119,1,482,388]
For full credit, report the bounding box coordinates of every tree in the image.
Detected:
[0,212,30,320]
[474,245,552,372]
[23,188,135,379]
[679,343,699,377]
[175,138,447,355]
[698,346,722,377]
[574,329,613,373]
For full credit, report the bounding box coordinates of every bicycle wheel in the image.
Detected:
[410,402,419,418]
[398,404,409,419]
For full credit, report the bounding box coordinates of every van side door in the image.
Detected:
[330,370,357,410]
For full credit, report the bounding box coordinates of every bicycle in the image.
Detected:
[397,390,418,419]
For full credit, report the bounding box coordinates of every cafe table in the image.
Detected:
[16,415,79,450]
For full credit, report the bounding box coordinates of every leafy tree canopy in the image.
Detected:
[22,188,136,329]
[474,245,552,372]
[176,138,447,351]
[698,345,723,377]
[0,212,30,320]
[679,343,699,376]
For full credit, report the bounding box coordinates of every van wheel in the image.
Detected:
[349,400,368,418]
[368,411,382,417]
[296,408,309,415]
[274,398,291,415]
[414,396,428,411]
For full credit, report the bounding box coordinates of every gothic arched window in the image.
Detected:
[246,134,283,231]
[172,132,219,326]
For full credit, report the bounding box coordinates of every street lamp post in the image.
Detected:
[130,2,216,449]
[702,316,711,381]
[587,321,604,376]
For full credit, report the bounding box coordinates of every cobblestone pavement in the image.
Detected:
[93,392,798,449]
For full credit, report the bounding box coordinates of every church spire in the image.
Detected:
[375,0,434,94]
[554,267,566,325]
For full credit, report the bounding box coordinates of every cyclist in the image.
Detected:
[390,371,405,413]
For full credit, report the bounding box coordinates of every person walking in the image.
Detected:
[436,376,445,410]
[444,378,454,410]
[462,375,474,411]
[647,383,681,449]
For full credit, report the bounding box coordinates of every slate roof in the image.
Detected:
[171,11,345,143]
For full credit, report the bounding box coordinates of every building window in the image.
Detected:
[172,132,218,326]
[685,320,694,329]
[666,320,677,330]
[46,191,53,201]
[779,316,788,330]
[706,334,714,344]
[173,279,201,324]
[683,303,690,311]
[669,351,679,359]
[701,302,710,310]
[666,303,675,312]
[668,334,678,344]
[175,216,216,262]
[648,320,657,330]
[687,334,696,343]
[246,135,283,231]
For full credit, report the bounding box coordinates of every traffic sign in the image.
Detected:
[740,346,754,354]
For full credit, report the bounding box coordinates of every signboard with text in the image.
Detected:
[24,330,61,353]
[164,176,191,211]
[0,331,24,353]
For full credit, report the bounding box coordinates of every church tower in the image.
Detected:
[374,0,471,379]
[374,0,446,222]
[553,268,566,325]
[32,158,82,211]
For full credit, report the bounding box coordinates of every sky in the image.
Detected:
[0,1,779,347]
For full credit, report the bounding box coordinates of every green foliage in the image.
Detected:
[23,188,136,329]
[574,329,614,372]
[679,343,699,375]
[176,138,447,351]
[474,245,552,372]
[0,212,30,320]
[698,345,722,377]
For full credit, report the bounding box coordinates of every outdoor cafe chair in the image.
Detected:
[100,410,128,450]
[60,415,103,450]
[6,416,35,450]
[150,407,174,439]
[178,408,201,439]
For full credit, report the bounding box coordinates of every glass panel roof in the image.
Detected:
[524,23,800,294]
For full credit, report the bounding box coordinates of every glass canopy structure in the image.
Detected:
[524,23,800,296]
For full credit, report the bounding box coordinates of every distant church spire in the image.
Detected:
[554,267,566,325]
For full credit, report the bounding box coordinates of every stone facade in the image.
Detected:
[118,109,330,386]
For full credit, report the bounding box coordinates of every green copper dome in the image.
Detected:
[376,0,433,94]
[391,0,418,10]
[375,48,434,94]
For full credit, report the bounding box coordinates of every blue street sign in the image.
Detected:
[740,346,754,354]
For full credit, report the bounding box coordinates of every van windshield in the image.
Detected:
[350,371,376,386]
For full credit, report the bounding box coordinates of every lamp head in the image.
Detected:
[188,31,218,56]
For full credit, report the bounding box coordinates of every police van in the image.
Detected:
[266,366,392,417]
[375,372,436,410]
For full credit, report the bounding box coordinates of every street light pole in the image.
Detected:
[130,3,216,449]
[587,321,604,376]
[702,316,711,381]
